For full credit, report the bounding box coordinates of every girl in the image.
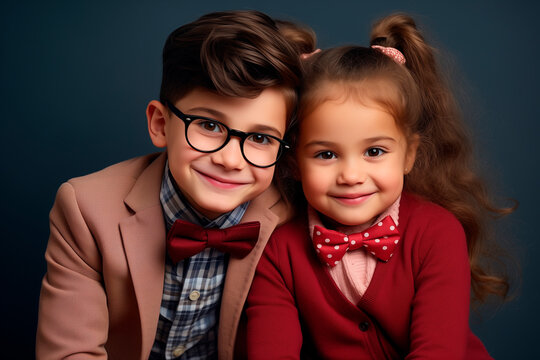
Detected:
[246,13,512,359]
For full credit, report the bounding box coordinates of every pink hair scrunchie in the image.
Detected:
[301,48,321,60]
[371,45,406,65]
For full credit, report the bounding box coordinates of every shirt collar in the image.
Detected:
[160,160,249,231]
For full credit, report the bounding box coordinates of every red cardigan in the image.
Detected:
[246,193,492,359]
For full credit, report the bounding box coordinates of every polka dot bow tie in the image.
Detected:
[312,216,400,267]
[166,219,260,264]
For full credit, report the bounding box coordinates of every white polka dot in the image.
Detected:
[344,236,349,242]
[334,245,339,250]
[325,238,330,243]
[378,222,383,226]
[316,249,320,253]
[317,244,322,249]
[334,261,340,265]
[382,246,388,250]
[364,232,369,237]
[394,239,399,244]
[390,225,395,231]
[351,240,356,245]
[375,239,380,243]
[316,231,321,236]
[363,244,368,248]
[390,253,393,257]
[371,251,376,255]
[384,236,388,239]
[327,254,332,258]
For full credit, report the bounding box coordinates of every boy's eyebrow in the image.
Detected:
[186,106,283,137]
[185,107,225,119]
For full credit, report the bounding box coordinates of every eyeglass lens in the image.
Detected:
[187,118,281,167]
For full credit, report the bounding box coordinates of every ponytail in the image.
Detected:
[370,14,514,303]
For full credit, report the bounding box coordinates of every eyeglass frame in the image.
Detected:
[165,100,290,168]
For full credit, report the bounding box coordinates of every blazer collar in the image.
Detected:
[124,152,166,212]
[120,152,167,357]
[218,184,291,358]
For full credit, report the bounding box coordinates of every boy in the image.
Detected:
[36,10,312,359]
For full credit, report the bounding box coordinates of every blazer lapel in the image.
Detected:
[119,153,167,357]
[218,186,290,358]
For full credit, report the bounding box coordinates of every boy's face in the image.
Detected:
[296,97,417,227]
[151,87,287,219]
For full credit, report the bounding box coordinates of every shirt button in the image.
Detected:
[359,321,370,332]
[189,290,201,301]
[172,345,186,357]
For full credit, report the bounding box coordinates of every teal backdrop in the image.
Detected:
[2,0,538,358]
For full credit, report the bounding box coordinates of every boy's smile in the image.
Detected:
[148,87,287,219]
[193,168,250,190]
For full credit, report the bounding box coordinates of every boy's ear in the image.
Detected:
[146,100,168,148]
[404,134,420,174]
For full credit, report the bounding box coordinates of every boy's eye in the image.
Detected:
[365,148,385,157]
[315,151,336,160]
[196,119,224,133]
[247,133,274,146]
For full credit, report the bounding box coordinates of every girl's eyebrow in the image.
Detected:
[185,106,283,137]
[303,140,337,147]
[364,136,397,143]
[304,136,397,147]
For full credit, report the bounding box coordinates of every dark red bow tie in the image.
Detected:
[166,219,260,263]
[313,216,400,267]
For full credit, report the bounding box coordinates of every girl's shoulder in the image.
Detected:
[399,192,467,258]
[272,214,310,239]
[400,192,462,229]
[267,213,313,253]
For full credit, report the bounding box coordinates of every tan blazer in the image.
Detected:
[36,152,291,360]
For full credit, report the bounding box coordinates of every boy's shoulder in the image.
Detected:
[58,152,165,210]
[68,152,163,186]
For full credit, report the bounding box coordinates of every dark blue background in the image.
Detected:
[2,1,538,358]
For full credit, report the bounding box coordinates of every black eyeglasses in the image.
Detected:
[166,101,289,168]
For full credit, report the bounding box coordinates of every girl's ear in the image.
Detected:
[404,134,420,174]
[147,100,168,148]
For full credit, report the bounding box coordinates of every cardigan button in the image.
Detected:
[359,321,370,332]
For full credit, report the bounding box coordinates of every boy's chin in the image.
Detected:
[194,204,236,220]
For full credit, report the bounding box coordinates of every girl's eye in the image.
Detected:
[247,133,274,146]
[315,151,336,160]
[365,148,385,157]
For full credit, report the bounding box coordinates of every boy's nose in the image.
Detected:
[210,138,246,170]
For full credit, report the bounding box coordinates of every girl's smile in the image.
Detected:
[330,192,374,205]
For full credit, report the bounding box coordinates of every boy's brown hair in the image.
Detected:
[160,10,307,122]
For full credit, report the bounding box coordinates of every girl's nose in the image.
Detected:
[337,160,365,185]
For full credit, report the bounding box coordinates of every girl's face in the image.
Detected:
[297,96,417,227]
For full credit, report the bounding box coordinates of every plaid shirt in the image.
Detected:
[149,161,249,360]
